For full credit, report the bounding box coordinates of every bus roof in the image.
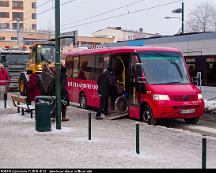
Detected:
[64,46,182,56]
[0,48,30,54]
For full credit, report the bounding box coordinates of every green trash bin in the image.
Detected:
[35,96,55,132]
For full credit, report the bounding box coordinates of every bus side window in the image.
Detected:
[0,55,6,63]
[79,55,96,80]
[73,56,79,78]
[65,56,73,78]
[93,55,107,81]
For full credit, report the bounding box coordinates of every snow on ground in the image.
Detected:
[1,106,216,169]
[204,99,216,111]
[1,93,216,168]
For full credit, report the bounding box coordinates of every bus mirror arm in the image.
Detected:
[138,76,146,83]
[193,72,202,86]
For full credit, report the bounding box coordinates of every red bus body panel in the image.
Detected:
[134,84,204,120]
[67,78,100,107]
[65,46,204,121]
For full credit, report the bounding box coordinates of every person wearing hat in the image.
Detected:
[96,66,116,120]
[26,70,41,103]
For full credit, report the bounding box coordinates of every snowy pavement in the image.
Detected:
[1,93,216,168]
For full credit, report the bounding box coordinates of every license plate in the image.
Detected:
[180,109,195,114]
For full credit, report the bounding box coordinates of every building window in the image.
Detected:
[0,12,9,18]
[12,23,23,30]
[11,37,17,40]
[206,57,216,85]
[12,12,23,21]
[0,1,9,7]
[32,24,37,30]
[32,13,36,19]
[185,58,196,78]
[0,23,10,29]
[32,2,36,9]
[0,37,5,40]
[12,1,23,10]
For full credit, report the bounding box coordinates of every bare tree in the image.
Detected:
[186,1,216,32]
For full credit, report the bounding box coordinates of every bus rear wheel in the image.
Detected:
[79,93,87,109]
[141,105,157,125]
[115,96,128,114]
[184,117,199,124]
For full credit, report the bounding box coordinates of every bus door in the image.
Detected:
[129,55,146,119]
[112,55,126,90]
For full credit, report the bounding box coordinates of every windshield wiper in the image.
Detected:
[161,81,182,84]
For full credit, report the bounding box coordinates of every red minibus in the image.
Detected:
[64,46,204,125]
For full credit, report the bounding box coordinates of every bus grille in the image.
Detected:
[170,95,197,101]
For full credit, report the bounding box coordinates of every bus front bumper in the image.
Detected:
[152,100,205,119]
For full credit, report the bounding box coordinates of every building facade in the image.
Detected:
[0,0,37,31]
[92,27,156,42]
[0,30,53,48]
[102,32,216,89]
[0,29,114,49]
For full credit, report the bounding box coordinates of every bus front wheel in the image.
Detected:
[141,105,157,125]
[79,93,87,109]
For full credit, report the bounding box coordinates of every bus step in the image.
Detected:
[105,112,128,120]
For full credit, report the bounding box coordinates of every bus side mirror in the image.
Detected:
[138,76,146,83]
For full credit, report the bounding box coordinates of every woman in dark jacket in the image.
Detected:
[26,70,41,103]
[61,65,69,121]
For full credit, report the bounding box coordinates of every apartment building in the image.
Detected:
[92,27,156,42]
[0,0,37,31]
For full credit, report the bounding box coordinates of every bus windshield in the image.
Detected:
[139,52,190,84]
[0,54,29,64]
[37,45,55,64]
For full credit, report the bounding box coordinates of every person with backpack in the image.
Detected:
[26,70,41,103]
[96,66,116,120]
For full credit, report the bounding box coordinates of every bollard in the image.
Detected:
[4,93,7,108]
[136,124,140,154]
[202,135,207,169]
[88,110,91,140]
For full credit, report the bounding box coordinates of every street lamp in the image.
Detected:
[164,16,182,20]
[165,2,184,34]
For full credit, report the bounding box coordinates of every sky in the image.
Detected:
[37,0,216,36]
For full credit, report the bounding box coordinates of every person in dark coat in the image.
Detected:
[0,63,10,86]
[96,66,116,120]
[61,65,69,121]
[26,70,41,103]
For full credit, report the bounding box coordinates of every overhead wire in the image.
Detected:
[3,0,183,32]
[61,0,147,27]
[61,0,183,31]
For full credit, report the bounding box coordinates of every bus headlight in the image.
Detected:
[153,94,170,101]
[198,94,203,100]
